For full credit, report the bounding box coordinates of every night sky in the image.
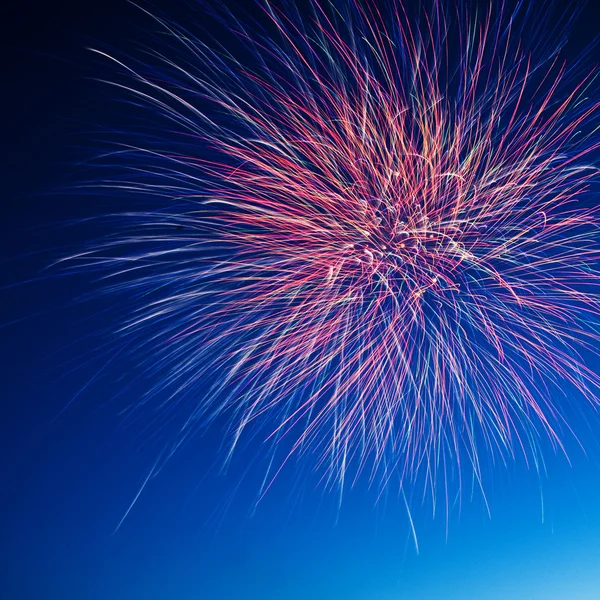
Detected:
[4,1,600,599]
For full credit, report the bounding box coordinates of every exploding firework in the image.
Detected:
[67,0,600,508]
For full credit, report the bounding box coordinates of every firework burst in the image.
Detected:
[67,0,600,508]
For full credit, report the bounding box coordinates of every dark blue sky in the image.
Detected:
[3,1,600,598]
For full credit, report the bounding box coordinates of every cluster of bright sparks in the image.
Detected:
[72,0,600,508]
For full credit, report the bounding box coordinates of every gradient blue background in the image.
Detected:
[3,1,600,598]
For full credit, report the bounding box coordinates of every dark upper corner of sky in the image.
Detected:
[4,0,600,52]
